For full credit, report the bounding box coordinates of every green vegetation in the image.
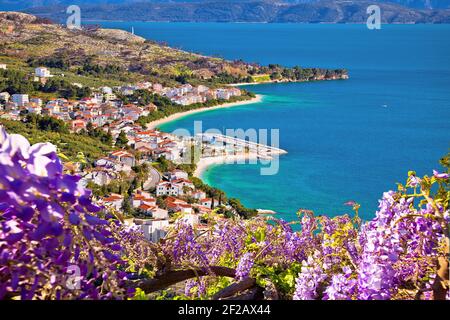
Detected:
[115,130,129,148]
[0,68,91,100]
[251,74,271,83]
[0,115,112,161]
[83,122,113,146]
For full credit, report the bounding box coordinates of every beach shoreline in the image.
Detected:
[194,153,260,178]
[147,94,263,129]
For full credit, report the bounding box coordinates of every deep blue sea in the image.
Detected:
[97,22,450,221]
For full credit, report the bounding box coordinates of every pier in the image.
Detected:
[198,133,288,158]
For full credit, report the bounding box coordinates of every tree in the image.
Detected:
[121,196,133,216]
[115,130,129,148]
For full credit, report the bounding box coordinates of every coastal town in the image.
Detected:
[1,9,447,303]
[0,12,347,247]
[0,63,282,243]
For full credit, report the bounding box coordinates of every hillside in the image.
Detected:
[0,11,254,86]
[3,0,450,11]
[0,12,348,90]
[20,0,450,23]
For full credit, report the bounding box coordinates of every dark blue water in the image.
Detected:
[97,22,450,221]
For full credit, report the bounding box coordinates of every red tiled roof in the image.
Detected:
[103,194,123,202]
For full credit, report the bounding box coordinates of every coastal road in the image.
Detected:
[143,167,161,190]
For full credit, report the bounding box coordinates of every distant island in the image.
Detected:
[19,0,450,24]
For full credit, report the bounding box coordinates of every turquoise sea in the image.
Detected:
[97,22,450,221]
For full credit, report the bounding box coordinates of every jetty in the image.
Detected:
[199,133,288,158]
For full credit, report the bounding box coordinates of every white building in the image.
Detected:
[85,169,115,186]
[216,89,231,100]
[35,67,52,78]
[156,179,194,197]
[195,85,209,94]
[156,181,180,197]
[0,92,10,102]
[132,192,157,208]
[134,218,169,243]
[200,198,214,208]
[0,64,6,70]
[192,190,207,200]
[102,194,124,211]
[167,169,189,181]
[101,86,113,95]
[11,94,29,107]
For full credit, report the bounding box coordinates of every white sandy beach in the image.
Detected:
[194,153,261,178]
[147,94,263,129]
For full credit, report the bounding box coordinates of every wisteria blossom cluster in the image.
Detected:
[0,128,155,300]
[160,171,448,300]
[0,129,448,300]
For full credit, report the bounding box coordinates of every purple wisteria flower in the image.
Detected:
[433,170,449,179]
[235,252,255,281]
[0,127,151,300]
[323,272,357,300]
[293,253,327,300]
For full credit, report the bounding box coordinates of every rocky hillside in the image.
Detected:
[0,12,262,85]
[0,12,348,87]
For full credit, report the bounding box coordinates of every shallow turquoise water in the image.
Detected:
[97,22,450,221]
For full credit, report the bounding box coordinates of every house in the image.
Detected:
[194,85,209,94]
[138,204,157,216]
[216,89,231,100]
[229,88,242,97]
[158,140,177,150]
[165,197,191,213]
[156,181,177,197]
[0,64,6,70]
[35,67,52,78]
[192,190,207,200]
[167,169,189,181]
[101,86,113,95]
[135,145,153,160]
[119,86,135,96]
[172,179,195,192]
[109,150,136,167]
[138,204,169,220]
[153,148,178,161]
[25,103,42,115]
[194,204,213,215]
[177,203,193,214]
[200,198,214,209]
[11,94,29,107]
[84,168,115,186]
[102,194,124,211]
[156,178,194,197]
[71,119,86,132]
[132,191,156,208]
[0,92,10,102]
[206,89,218,101]
[152,83,163,92]
[133,218,169,243]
